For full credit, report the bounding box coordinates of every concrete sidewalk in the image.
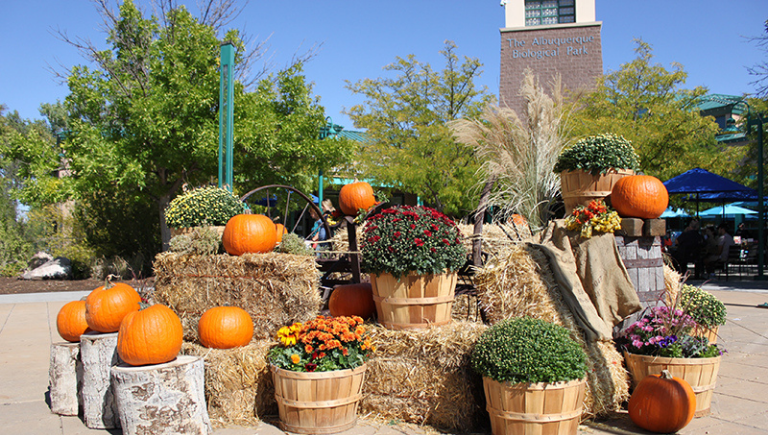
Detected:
[1,284,767,435]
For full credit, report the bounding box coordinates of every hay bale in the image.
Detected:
[154,252,322,342]
[180,340,277,428]
[362,322,488,433]
[663,264,682,306]
[473,243,630,418]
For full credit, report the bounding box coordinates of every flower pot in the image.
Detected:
[482,377,586,435]
[170,226,226,239]
[370,272,457,330]
[560,169,634,215]
[271,364,366,434]
[624,351,721,417]
[692,325,719,344]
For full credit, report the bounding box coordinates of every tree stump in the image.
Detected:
[48,341,82,416]
[79,331,121,429]
[111,356,211,435]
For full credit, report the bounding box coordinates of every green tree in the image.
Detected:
[28,0,351,250]
[748,19,768,98]
[568,40,734,182]
[345,41,493,216]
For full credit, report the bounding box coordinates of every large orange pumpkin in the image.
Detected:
[57,300,91,342]
[628,370,696,433]
[339,182,376,215]
[85,282,142,333]
[117,304,183,366]
[611,175,669,219]
[222,214,278,256]
[198,306,254,349]
[329,283,376,319]
[275,223,288,243]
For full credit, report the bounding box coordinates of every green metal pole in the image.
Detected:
[318,169,324,207]
[756,114,765,279]
[219,42,235,191]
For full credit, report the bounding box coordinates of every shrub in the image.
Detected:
[679,284,727,328]
[471,317,587,384]
[275,232,314,256]
[165,186,245,229]
[553,133,639,176]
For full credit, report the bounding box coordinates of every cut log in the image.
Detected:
[48,341,82,416]
[79,331,121,429]
[111,355,211,435]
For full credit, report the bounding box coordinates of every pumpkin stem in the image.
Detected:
[104,274,119,290]
[660,370,673,379]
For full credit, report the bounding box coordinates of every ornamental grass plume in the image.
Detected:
[449,69,572,231]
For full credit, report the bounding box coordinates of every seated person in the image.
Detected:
[704,223,735,276]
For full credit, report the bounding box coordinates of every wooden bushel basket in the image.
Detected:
[483,377,586,435]
[560,169,634,215]
[271,364,366,434]
[624,352,721,417]
[692,325,719,344]
[370,272,457,330]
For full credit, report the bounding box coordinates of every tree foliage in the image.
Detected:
[748,19,768,99]
[568,40,736,182]
[345,41,493,216]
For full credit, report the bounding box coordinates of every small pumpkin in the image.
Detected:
[339,182,376,216]
[198,306,254,349]
[57,300,91,342]
[275,223,288,243]
[329,283,376,319]
[610,175,669,219]
[222,214,278,256]
[509,213,527,226]
[628,370,696,433]
[117,304,183,366]
[85,282,142,333]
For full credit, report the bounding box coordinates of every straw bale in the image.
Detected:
[362,321,488,433]
[154,252,322,342]
[473,243,630,418]
[180,340,277,428]
[663,264,682,307]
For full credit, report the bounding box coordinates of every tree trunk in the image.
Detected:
[111,356,211,435]
[80,332,121,429]
[159,193,172,251]
[49,342,82,416]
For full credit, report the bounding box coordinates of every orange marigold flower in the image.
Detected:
[342,348,349,356]
[290,354,300,364]
[305,344,313,354]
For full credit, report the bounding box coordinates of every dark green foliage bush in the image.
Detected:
[471,317,587,384]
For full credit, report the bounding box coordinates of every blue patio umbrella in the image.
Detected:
[664,168,757,215]
[660,207,690,218]
[699,204,758,219]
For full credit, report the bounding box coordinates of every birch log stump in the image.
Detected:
[79,331,121,429]
[48,342,82,416]
[111,356,211,435]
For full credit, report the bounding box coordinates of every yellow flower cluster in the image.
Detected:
[565,200,621,239]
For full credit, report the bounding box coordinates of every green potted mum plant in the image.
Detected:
[267,315,374,434]
[553,134,640,214]
[360,205,467,330]
[471,317,587,435]
[165,186,245,238]
[679,284,727,344]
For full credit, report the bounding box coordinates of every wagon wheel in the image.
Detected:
[239,184,331,240]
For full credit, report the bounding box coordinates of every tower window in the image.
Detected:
[525,0,575,26]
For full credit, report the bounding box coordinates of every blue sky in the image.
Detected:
[1,0,766,130]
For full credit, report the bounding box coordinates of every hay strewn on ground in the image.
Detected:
[473,243,630,418]
[362,321,488,433]
[154,252,321,342]
[180,340,277,428]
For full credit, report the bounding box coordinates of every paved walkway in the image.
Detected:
[1,280,767,435]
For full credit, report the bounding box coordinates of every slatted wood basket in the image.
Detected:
[624,352,721,417]
[560,169,634,215]
[271,364,366,434]
[371,272,457,330]
[483,377,586,435]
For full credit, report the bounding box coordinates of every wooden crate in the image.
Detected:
[615,235,665,308]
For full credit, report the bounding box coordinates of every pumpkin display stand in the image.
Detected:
[48,341,82,416]
[271,364,366,434]
[624,352,721,417]
[371,272,457,330]
[111,356,211,435]
[560,169,634,215]
[482,377,586,435]
[79,331,121,429]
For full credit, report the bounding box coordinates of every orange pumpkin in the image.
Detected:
[275,223,288,243]
[610,175,669,219]
[85,282,142,333]
[117,304,183,366]
[57,300,91,342]
[339,182,376,215]
[222,214,278,256]
[510,214,527,226]
[628,370,696,433]
[198,306,254,349]
[329,283,376,319]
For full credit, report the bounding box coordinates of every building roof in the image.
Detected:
[697,94,748,117]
